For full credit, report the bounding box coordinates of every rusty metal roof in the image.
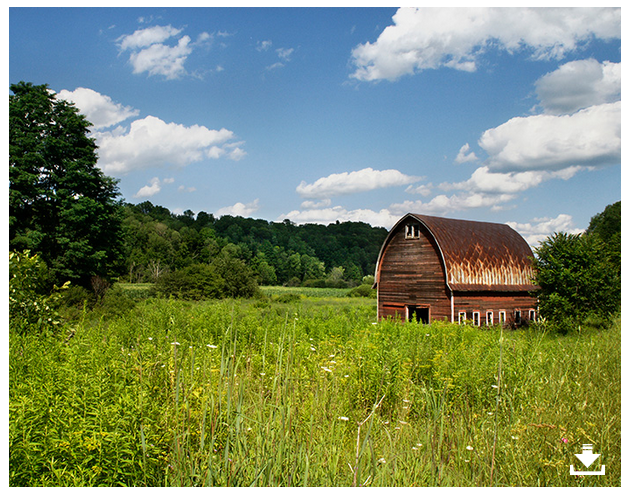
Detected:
[377,213,538,292]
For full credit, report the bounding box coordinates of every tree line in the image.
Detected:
[123,201,388,289]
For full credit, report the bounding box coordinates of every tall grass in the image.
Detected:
[9,297,620,486]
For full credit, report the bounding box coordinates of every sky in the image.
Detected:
[9,5,622,246]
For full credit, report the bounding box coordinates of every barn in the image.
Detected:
[374,213,538,326]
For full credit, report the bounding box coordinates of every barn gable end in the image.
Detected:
[375,213,538,326]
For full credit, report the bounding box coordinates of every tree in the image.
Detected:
[9,82,124,287]
[532,226,620,331]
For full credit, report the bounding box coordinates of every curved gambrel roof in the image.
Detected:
[375,213,538,292]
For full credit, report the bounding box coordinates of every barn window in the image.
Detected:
[529,309,536,322]
[486,311,494,326]
[473,312,480,326]
[514,310,522,325]
[405,224,421,239]
[458,311,466,324]
[499,311,506,324]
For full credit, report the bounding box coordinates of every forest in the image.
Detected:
[122,201,388,289]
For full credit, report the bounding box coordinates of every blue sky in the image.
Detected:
[9,6,621,245]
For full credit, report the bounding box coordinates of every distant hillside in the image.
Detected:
[122,201,388,286]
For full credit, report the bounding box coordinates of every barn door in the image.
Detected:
[407,305,430,324]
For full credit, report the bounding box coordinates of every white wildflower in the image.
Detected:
[207,344,217,348]
[466,445,474,451]
[338,416,349,422]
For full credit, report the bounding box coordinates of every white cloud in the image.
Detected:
[405,183,433,197]
[216,199,260,217]
[117,24,212,79]
[128,35,192,79]
[535,59,621,115]
[57,87,139,129]
[389,192,517,217]
[441,165,582,195]
[257,40,272,51]
[350,7,620,81]
[93,115,239,175]
[455,143,478,164]
[118,25,182,51]
[279,205,400,229]
[506,214,584,246]
[277,48,294,61]
[479,101,620,172]
[134,177,162,198]
[266,62,285,71]
[300,199,332,209]
[296,167,421,199]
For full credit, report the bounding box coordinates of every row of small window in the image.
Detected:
[458,309,536,326]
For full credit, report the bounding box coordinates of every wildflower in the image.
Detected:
[260,372,266,376]
[148,337,153,341]
[399,420,409,425]
[329,354,335,358]
[403,399,410,403]
[171,341,180,346]
[491,385,498,389]
[344,374,349,378]
[561,437,569,443]
[310,346,316,352]
[511,436,519,440]
[207,344,217,349]
[377,458,386,465]
[338,416,349,421]
[321,367,332,373]
[488,412,493,416]
[466,445,474,451]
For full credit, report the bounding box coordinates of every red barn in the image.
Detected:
[374,213,538,326]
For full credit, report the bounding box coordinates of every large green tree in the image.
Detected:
[9,82,124,287]
[532,202,621,330]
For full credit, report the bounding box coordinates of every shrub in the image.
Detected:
[9,251,68,335]
[347,284,376,298]
[155,263,225,300]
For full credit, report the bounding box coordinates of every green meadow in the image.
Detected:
[9,290,620,487]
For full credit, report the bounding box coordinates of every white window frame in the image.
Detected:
[486,311,494,326]
[529,309,536,322]
[499,311,506,325]
[473,311,480,327]
[458,311,466,324]
[405,224,421,239]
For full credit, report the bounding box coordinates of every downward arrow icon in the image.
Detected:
[575,444,600,468]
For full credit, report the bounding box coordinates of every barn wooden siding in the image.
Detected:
[375,213,538,324]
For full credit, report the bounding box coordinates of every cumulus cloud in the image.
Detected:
[479,101,620,172]
[118,24,209,79]
[454,143,478,164]
[506,214,584,246]
[441,165,582,195]
[57,88,245,175]
[134,177,162,198]
[57,87,139,129]
[296,167,421,199]
[535,59,621,115]
[118,25,182,51]
[350,7,620,81]
[279,205,400,229]
[389,192,517,217]
[93,115,239,175]
[216,199,260,217]
[405,183,433,197]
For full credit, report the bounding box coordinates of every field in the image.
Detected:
[9,290,621,487]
